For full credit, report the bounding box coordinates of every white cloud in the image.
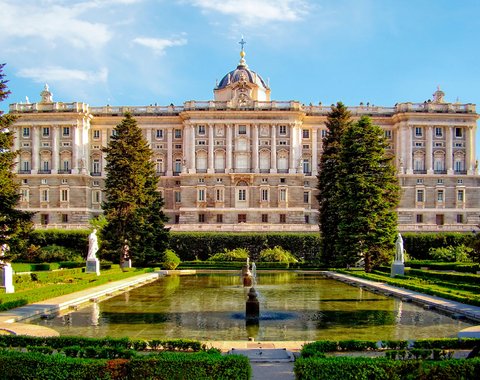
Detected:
[133,37,188,55]
[185,0,309,25]
[17,66,108,84]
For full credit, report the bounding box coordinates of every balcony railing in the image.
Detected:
[38,170,51,174]
[413,170,427,174]
[434,170,447,174]
[454,170,467,175]
[91,172,102,176]
[19,170,31,174]
[58,169,71,174]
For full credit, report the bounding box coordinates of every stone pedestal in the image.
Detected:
[86,258,100,276]
[391,262,405,277]
[121,259,132,270]
[246,287,260,324]
[0,264,15,293]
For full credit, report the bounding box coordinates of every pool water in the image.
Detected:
[31,272,473,341]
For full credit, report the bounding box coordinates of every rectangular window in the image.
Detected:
[216,189,224,202]
[216,214,223,223]
[40,214,49,225]
[437,179,444,185]
[92,190,101,203]
[321,130,327,138]
[156,129,163,139]
[305,215,310,224]
[384,130,392,139]
[62,179,68,184]
[93,130,100,139]
[415,127,423,137]
[23,127,30,137]
[174,129,182,138]
[63,127,70,136]
[280,178,286,183]
[174,215,180,224]
[238,189,246,201]
[416,189,424,202]
[20,189,29,202]
[22,161,30,171]
[198,189,205,202]
[302,129,310,138]
[261,214,268,223]
[43,127,50,136]
[198,125,206,135]
[437,190,444,202]
[261,189,269,201]
[279,125,287,135]
[174,160,182,173]
[303,191,309,204]
[457,214,464,223]
[42,161,49,171]
[238,125,246,135]
[279,188,287,202]
[61,189,69,202]
[175,144,182,149]
[435,127,443,137]
[416,178,424,184]
[198,214,205,223]
[455,127,463,138]
[457,190,464,202]
[62,214,68,223]
[63,160,70,171]
[41,189,49,202]
[416,214,423,223]
[238,214,247,223]
[279,214,286,223]
[175,191,181,203]
[92,159,100,174]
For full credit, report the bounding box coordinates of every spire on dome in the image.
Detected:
[238,36,247,67]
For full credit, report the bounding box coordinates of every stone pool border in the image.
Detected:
[1,269,479,339]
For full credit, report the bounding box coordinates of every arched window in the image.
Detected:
[433,151,445,172]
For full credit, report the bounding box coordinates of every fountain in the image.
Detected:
[241,258,254,287]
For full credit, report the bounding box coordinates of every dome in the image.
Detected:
[216,65,268,90]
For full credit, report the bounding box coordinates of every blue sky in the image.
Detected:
[1,0,479,155]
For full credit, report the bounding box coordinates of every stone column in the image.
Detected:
[31,126,39,174]
[189,124,196,173]
[311,128,318,176]
[208,123,214,173]
[466,125,475,174]
[166,127,173,176]
[13,126,20,152]
[426,125,433,174]
[145,128,152,147]
[101,129,108,174]
[226,124,232,173]
[270,124,277,173]
[71,123,79,174]
[406,124,413,174]
[51,125,59,174]
[289,123,296,173]
[446,126,453,174]
[252,124,259,173]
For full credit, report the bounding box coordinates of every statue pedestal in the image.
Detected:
[391,262,405,277]
[86,258,100,276]
[121,259,132,270]
[0,264,15,293]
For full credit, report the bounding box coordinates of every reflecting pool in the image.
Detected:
[31,273,473,341]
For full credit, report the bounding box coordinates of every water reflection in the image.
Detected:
[31,273,473,341]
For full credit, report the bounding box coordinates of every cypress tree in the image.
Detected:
[336,115,400,272]
[101,112,169,265]
[0,63,33,259]
[317,102,352,266]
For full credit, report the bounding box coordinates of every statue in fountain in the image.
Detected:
[241,257,254,287]
[391,233,405,277]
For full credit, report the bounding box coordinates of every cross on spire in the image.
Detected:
[239,36,246,51]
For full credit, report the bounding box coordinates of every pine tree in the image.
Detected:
[101,112,169,265]
[316,102,352,266]
[0,63,33,259]
[336,115,400,272]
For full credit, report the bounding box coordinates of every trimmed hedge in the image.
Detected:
[402,233,472,260]
[406,268,480,286]
[29,229,90,251]
[406,260,480,273]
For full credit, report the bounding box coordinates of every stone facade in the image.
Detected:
[8,52,480,232]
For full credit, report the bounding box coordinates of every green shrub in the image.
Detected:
[37,245,83,262]
[301,341,338,356]
[208,248,250,262]
[161,249,181,270]
[429,245,473,263]
[259,246,299,266]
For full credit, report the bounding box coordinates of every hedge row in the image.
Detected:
[294,356,480,380]
[406,260,480,273]
[407,268,480,286]
[0,350,251,380]
[29,229,90,251]
[402,233,473,260]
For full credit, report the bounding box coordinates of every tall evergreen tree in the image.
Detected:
[316,102,352,266]
[101,112,169,265]
[336,115,400,272]
[0,64,33,258]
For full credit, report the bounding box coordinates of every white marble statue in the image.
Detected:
[0,243,9,265]
[87,229,99,260]
[395,233,404,263]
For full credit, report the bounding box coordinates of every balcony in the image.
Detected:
[413,170,427,174]
[434,170,447,174]
[215,169,225,173]
[277,169,289,173]
[91,172,102,177]
[58,170,71,174]
[173,171,181,176]
[38,170,51,174]
[19,170,31,174]
[454,170,467,175]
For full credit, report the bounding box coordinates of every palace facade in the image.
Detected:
[8,48,480,232]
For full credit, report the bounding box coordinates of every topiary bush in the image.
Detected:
[161,249,181,270]
[259,246,298,266]
[207,248,250,262]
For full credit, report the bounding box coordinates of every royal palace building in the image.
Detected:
[8,48,480,232]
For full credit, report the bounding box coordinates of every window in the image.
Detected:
[155,159,164,173]
[198,125,206,135]
[437,179,444,185]
[41,189,49,202]
[198,189,205,202]
[111,130,117,137]
[22,179,28,184]
[305,215,310,224]
[303,191,309,204]
[42,161,49,171]
[457,214,464,224]
[40,214,49,225]
[174,159,182,173]
[279,125,287,135]
[92,190,101,203]
[216,188,224,202]
[175,191,181,203]
[280,178,286,183]
[174,129,182,138]
[416,189,424,202]
[238,125,246,135]
[303,144,310,149]
[279,188,287,202]
[261,214,268,223]
[279,141,287,145]
[93,180,99,187]
[261,189,269,201]
[63,160,70,171]
[455,128,463,138]
[238,214,247,223]
[198,177,205,183]
[23,127,30,137]
[457,179,464,184]
[304,181,310,187]
[63,127,70,136]
[198,140,206,145]
[435,127,443,137]
[262,178,268,183]
[61,189,69,202]
[416,178,424,184]
[175,144,182,149]
[279,214,286,223]
[174,215,180,224]
[43,127,50,137]
[384,130,392,139]
[198,214,205,223]
[93,130,100,139]
[156,129,163,139]
[321,130,327,138]
[20,189,29,202]
[22,161,30,171]
[62,179,68,184]
[216,214,223,223]
[302,129,310,139]
[455,159,464,172]
[457,190,464,202]
[62,214,68,223]
[416,214,423,223]
[41,178,47,185]
[415,127,423,137]
[437,190,444,202]
[92,159,100,174]
[238,189,246,201]
[216,178,223,183]
[303,159,311,174]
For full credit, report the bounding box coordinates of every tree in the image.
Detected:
[316,102,352,266]
[335,115,400,272]
[0,63,33,259]
[101,112,169,265]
